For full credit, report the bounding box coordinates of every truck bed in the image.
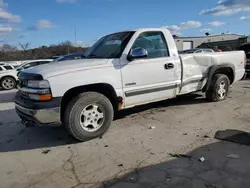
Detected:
[178,51,246,95]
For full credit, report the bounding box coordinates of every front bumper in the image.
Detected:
[15,92,62,127]
[16,104,61,126]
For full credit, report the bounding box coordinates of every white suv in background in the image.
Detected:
[0,65,18,71]
[0,59,53,90]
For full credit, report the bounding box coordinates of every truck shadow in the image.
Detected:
[0,109,75,152]
[100,140,250,188]
[0,93,207,153]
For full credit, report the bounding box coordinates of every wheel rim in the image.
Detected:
[2,78,15,89]
[218,81,226,99]
[80,104,105,132]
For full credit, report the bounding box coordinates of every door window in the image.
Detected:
[132,32,169,58]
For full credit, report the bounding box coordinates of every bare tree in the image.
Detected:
[19,42,31,59]
[0,44,18,52]
[19,42,31,51]
[0,41,89,61]
[0,44,19,61]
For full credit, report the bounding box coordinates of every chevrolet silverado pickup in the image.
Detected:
[15,28,246,141]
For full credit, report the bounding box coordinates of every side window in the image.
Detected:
[131,31,169,58]
[0,66,3,71]
[3,65,13,70]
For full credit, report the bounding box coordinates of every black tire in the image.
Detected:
[64,92,114,141]
[1,77,16,90]
[206,74,230,102]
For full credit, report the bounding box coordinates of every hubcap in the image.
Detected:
[80,104,104,132]
[218,81,226,99]
[2,78,15,89]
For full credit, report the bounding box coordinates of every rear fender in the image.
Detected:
[204,63,235,92]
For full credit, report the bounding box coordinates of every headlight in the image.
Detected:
[27,80,50,88]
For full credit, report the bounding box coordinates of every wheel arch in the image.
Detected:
[60,83,121,123]
[203,64,235,92]
[0,75,17,82]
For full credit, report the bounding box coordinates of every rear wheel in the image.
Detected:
[64,92,114,141]
[206,74,230,102]
[1,77,16,90]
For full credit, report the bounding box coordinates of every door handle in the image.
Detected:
[164,63,174,69]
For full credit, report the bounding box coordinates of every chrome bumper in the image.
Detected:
[15,104,61,126]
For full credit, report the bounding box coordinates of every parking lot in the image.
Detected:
[0,79,250,188]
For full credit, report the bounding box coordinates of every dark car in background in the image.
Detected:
[54,52,86,62]
[239,43,250,75]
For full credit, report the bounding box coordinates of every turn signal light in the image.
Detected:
[40,94,52,101]
[29,94,52,101]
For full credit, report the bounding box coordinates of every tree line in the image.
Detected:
[0,41,89,61]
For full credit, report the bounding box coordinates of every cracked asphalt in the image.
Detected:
[0,79,250,188]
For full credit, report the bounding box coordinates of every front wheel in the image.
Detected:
[64,92,114,141]
[206,74,230,102]
[1,77,16,90]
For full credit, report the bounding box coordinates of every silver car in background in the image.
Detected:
[179,48,214,54]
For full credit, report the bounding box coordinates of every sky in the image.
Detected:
[1,0,250,48]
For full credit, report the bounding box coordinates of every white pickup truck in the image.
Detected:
[15,28,246,141]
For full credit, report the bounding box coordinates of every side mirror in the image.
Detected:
[128,47,148,61]
[16,67,22,71]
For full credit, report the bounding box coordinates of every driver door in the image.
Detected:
[120,31,180,108]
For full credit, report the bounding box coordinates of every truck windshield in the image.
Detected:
[85,31,135,59]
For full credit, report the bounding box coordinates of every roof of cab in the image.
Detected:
[123,28,170,33]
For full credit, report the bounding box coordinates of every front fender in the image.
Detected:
[46,66,123,98]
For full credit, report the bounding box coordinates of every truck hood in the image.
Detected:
[23,58,110,79]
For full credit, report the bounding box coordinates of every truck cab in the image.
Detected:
[15,28,246,141]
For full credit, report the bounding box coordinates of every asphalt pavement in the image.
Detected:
[0,79,250,188]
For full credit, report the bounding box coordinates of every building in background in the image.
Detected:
[175,34,248,51]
